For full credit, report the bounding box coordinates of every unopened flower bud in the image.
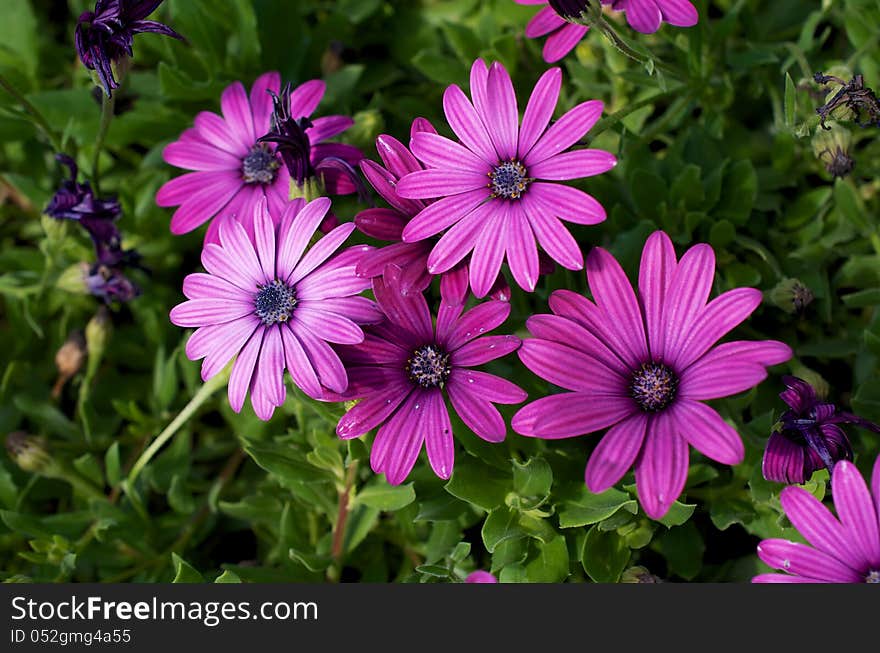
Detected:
[769,278,814,315]
[790,365,830,400]
[812,123,854,178]
[52,331,86,399]
[621,566,663,583]
[5,432,53,474]
[85,306,111,378]
[548,0,602,23]
[56,263,91,294]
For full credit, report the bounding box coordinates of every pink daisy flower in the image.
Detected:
[330,268,526,484]
[355,118,471,306]
[515,1,698,63]
[514,1,591,63]
[753,455,880,584]
[396,59,616,298]
[156,71,359,244]
[169,197,381,420]
[512,231,792,519]
[465,570,498,583]
[603,0,698,34]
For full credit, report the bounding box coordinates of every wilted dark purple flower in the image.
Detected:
[763,375,880,485]
[84,263,140,303]
[257,82,364,198]
[45,154,135,268]
[75,0,184,97]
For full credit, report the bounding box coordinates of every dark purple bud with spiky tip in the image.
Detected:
[762,375,880,484]
[75,0,185,97]
[547,0,598,21]
[257,82,368,200]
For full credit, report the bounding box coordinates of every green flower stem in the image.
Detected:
[42,460,106,503]
[127,369,230,486]
[0,74,63,152]
[594,16,683,79]
[290,177,324,202]
[91,92,116,195]
[328,461,359,582]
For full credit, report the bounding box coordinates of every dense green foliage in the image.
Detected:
[1,0,879,583]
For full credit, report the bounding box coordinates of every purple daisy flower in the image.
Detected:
[355,118,471,306]
[396,59,616,298]
[512,231,792,519]
[156,72,360,244]
[753,456,880,584]
[603,0,698,34]
[763,375,879,485]
[75,1,184,97]
[465,570,498,583]
[331,268,526,484]
[514,1,591,63]
[170,197,381,419]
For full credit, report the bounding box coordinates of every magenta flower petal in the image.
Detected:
[440,263,470,306]
[524,313,628,376]
[506,205,540,291]
[442,84,497,164]
[485,62,519,159]
[522,4,563,38]
[522,205,583,270]
[679,341,792,400]
[512,393,634,439]
[423,390,455,479]
[402,189,488,241]
[585,412,648,493]
[832,461,880,568]
[156,170,232,207]
[372,270,434,344]
[543,22,589,62]
[410,132,489,174]
[762,431,807,484]
[371,391,425,484]
[169,297,253,327]
[634,411,689,519]
[198,317,260,380]
[425,203,492,273]
[336,383,411,440]
[637,230,677,359]
[524,100,603,164]
[780,486,868,572]
[465,570,498,583]
[280,324,322,399]
[443,300,511,351]
[182,272,252,302]
[228,329,263,412]
[528,150,618,180]
[289,222,353,283]
[163,140,242,171]
[757,539,862,583]
[395,169,489,198]
[452,335,521,367]
[354,206,407,241]
[671,400,744,465]
[518,339,626,393]
[660,243,715,360]
[447,380,507,443]
[671,288,763,370]
[586,247,649,366]
[220,81,256,150]
[518,67,562,159]
[450,369,527,404]
[470,208,508,298]
[526,183,607,225]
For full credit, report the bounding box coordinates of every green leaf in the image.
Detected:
[104,442,121,487]
[482,506,527,553]
[581,526,630,583]
[512,456,552,501]
[73,454,104,488]
[214,570,241,583]
[289,548,332,572]
[355,481,416,511]
[558,487,637,528]
[784,72,796,127]
[167,474,196,514]
[525,535,570,583]
[657,501,697,527]
[445,460,510,511]
[171,553,204,583]
[655,521,704,580]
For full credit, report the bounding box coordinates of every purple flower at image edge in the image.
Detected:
[512,231,792,519]
[465,571,498,583]
[763,375,880,485]
[156,72,362,244]
[75,0,184,97]
[330,267,526,485]
[396,58,616,298]
[514,1,698,63]
[169,197,382,420]
[753,454,880,583]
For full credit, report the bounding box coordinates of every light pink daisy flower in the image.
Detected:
[396,58,616,298]
[156,71,359,244]
[169,197,381,420]
[512,231,792,519]
[753,456,880,584]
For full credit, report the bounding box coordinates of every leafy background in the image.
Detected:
[1,0,879,583]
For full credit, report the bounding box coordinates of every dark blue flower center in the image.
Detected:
[489,160,529,199]
[242,144,280,185]
[630,362,679,412]
[255,279,296,326]
[867,570,880,584]
[406,345,451,389]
